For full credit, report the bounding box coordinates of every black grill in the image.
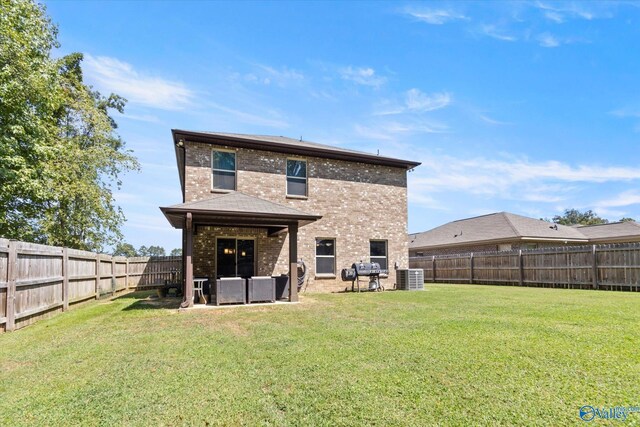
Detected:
[341,261,389,292]
[352,262,385,276]
[341,268,356,281]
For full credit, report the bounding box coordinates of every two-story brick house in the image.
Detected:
[160,130,420,306]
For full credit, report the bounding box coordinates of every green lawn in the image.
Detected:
[1,285,639,426]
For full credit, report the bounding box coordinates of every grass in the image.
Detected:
[1,285,639,426]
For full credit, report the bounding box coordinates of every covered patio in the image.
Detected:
[160,192,321,308]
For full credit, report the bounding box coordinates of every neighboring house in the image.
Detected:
[160,130,420,305]
[409,212,640,257]
[576,221,640,244]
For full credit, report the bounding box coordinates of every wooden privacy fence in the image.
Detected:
[0,238,182,332]
[409,243,640,292]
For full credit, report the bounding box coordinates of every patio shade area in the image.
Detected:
[160,192,322,307]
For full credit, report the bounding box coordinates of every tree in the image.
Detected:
[146,245,166,257]
[170,248,182,256]
[137,245,165,257]
[620,217,636,223]
[552,209,609,226]
[113,242,137,257]
[0,0,139,251]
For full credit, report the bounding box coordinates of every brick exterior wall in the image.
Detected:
[184,141,410,292]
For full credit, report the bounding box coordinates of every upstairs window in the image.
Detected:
[370,240,388,269]
[315,238,335,275]
[212,150,236,190]
[287,159,307,197]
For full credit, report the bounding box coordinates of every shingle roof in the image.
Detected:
[171,129,421,169]
[194,131,374,156]
[162,191,321,219]
[409,212,588,250]
[577,221,640,241]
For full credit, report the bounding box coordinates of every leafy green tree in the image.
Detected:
[552,209,609,226]
[146,245,166,257]
[113,242,137,257]
[0,0,139,250]
[137,245,165,257]
[170,248,182,256]
[0,0,59,242]
[620,217,636,223]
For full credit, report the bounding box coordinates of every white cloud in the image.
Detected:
[404,8,468,25]
[254,64,304,86]
[204,101,290,129]
[535,2,606,22]
[375,89,452,116]
[339,66,386,87]
[479,25,517,42]
[538,33,560,48]
[591,207,626,219]
[354,124,397,141]
[373,98,406,116]
[355,120,448,141]
[610,109,640,133]
[412,155,640,199]
[116,112,161,124]
[405,89,452,112]
[543,11,565,23]
[478,113,510,126]
[84,54,195,110]
[610,109,640,119]
[407,190,450,210]
[595,190,640,208]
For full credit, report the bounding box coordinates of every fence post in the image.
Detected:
[469,252,474,284]
[6,241,17,332]
[111,257,116,296]
[95,254,100,299]
[432,256,436,283]
[125,258,129,290]
[62,247,69,311]
[518,250,524,287]
[592,245,598,290]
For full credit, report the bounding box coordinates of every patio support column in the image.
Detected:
[181,212,194,308]
[288,222,299,302]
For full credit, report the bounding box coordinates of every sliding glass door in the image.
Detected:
[216,238,255,278]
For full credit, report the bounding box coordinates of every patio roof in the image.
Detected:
[160,191,322,233]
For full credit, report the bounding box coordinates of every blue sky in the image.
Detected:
[44,1,640,251]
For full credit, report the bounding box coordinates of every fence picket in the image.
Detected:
[410,242,640,292]
[0,239,183,333]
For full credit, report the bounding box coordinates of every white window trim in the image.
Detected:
[370,239,388,267]
[315,237,336,277]
[286,158,308,197]
[211,148,237,192]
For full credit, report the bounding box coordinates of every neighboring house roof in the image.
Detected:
[409,212,588,251]
[576,221,640,243]
[171,129,421,194]
[160,191,322,230]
